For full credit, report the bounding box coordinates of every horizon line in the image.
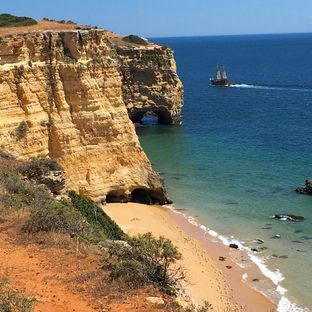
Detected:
[147,31,312,39]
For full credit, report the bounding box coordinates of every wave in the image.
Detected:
[230,84,312,92]
[164,204,310,312]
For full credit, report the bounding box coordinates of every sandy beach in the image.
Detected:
[103,203,276,312]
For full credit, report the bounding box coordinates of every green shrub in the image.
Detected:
[18,157,63,180]
[108,232,184,294]
[69,191,125,240]
[0,171,46,200]
[14,121,28,141]
[122,35,148,46]
[23,200,83,234]
[0,14,37,28]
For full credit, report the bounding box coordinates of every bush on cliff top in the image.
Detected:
[0,157,125,242]
[122,35,148,45]
[0,13,37,27]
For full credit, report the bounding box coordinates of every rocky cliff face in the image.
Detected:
[116,45,183,124]
[0,29,183,203]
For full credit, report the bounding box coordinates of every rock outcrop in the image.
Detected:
[116,45,183,124]
[0,28,183,203]
[295,180,312,195]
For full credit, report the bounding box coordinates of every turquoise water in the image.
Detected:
[139,34,312,311]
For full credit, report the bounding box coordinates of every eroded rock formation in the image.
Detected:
[116,45,183,124]
[0,28,183,203]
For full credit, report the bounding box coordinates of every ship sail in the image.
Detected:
[216,67,222,80]
[221,68,228,80]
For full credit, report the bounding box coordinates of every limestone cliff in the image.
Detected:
[116,45,183,124]
[0,28,183,203]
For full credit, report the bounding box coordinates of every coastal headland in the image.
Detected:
[0,18,278,311]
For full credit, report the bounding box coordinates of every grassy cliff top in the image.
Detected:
[0,13,37,27]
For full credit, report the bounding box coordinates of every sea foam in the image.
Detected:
[164,204,310,312]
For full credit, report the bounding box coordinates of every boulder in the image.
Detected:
[273,214,304,222]
[295,180,312,194]
[37,170,65,195]
[229,243,239,249]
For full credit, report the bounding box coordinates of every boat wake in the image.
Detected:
[230,84,312,92]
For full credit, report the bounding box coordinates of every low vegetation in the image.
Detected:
[13,121,28,141]
[122,34,148,45]
[0,161,124,242]
[0,13,37,28]
[107,232,184,294]
[69,191,125,241]
[42,17,76,25]
[0,154,201,310]
[18,157,63,180]
[0,278,34,312]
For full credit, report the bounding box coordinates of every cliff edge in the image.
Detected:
[0,22,183,203]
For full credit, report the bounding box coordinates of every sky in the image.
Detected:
[1,0,312,37]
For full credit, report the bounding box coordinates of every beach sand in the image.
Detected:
[103,203,276,312]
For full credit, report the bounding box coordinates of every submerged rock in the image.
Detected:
[273,214,304,222]
[271,234,281,239]
[295,180,312,195]
[253,239,265,244]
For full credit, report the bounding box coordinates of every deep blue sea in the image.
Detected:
[138,34,312,311]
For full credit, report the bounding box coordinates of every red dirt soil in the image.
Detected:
[0,221,172,312]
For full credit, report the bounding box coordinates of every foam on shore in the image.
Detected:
[164,204,309,312]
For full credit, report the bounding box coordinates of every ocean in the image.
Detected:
[138,33,312,311]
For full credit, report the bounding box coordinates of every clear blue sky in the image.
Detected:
[1,0,312,37]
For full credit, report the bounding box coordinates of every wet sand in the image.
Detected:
[103,203,276,312]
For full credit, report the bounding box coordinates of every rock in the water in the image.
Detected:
[273,214,304,222]
[295,180,312,195]
[271,234,281,239]
[253,239,264,244]
[229,243,239,249]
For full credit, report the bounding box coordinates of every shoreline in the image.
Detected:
[103,203,276,312]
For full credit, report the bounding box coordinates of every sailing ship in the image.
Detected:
[210,66,231,86]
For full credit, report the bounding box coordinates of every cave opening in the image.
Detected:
[106,190,128,203]
[131,188,165,205]
[130,109,172,125]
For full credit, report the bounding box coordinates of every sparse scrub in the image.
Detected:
[13,121,28,141]
[0,278,34,312]
[23,200,84,235]
[184,301,213,312]
[107,232,184,294]
[122,35,148,45]
[0,149,14,160]
[0,13,37,28]
[18,157,63,180]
